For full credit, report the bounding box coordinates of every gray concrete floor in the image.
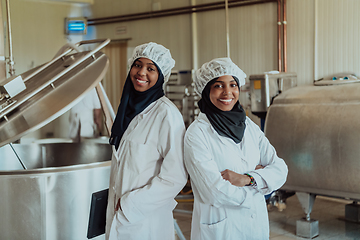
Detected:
[174,195,360,240]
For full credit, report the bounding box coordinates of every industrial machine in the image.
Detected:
[249,72,297,130]
[265,75,360,238]
[0,39,113,240]
[165,70,199,128]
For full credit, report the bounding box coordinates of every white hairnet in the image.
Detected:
[194,57,246,96]
[128,42,175,83]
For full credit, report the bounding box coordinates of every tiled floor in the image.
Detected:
[174,195,360,240]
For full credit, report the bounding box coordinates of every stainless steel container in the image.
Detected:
[0,142,111,240]
[265,81,360,200]
[0,39,112,240]
[250,72,297,118]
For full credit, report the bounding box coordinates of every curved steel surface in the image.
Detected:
[0,142,112,240]
[0,51,109,147]
[265,83,360,200]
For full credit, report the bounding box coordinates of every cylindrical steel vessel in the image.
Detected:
[0,39,112,240]
[265,82,360,200]
[0,142,111,240]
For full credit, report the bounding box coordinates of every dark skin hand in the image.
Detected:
[221,165,264,187]
[115,198,122,211]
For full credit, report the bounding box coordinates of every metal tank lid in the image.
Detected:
[314,72,360,86]
[272,81,360,105]
[0,39,110,148]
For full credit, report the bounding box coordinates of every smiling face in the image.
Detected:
[209,75,239,111]
[129,58,159,92]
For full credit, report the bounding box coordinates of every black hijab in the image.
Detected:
[109,60,164,150]
[198,77,246,144]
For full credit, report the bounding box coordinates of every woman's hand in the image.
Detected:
[255,164,264,170]
[115,198,122,212]
[221,169,250,187]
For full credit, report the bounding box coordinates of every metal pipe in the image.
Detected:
[283,0,287,72]
[9,143,26,170]
[89,1,226,22]
[225,0,231,58]
[5,0,15,76]
[87,0,276,26]
[314,0,318,80]
[277,0,282,72]
[174,219,187,240]
[95,82,115,135]
[191,0,199,71]
[0,3,7,81]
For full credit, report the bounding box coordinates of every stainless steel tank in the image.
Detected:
[265,80,360,238]
[0,39,113,240]
[250,72,297,117]
[265,81,360,200]
[0,142,111,240]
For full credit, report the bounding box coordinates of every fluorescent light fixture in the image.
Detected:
[65,17,87,35]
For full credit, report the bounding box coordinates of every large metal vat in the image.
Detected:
[265,80,360,238]
[0,39,113,240]
[265,81,360,200]
[0,142,111,240]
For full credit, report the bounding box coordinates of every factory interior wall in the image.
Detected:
[89,0,360,83]
[4,0,84,75]
[286,0,360,84]
[88,0,360,125]
[3,0,360,140]
[313,0,360,80]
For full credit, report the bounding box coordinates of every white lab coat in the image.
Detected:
[184,113,288,240]
[106,96,188,240]
[68,88,101,139]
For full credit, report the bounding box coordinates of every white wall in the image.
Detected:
[195,3,278,75]
[314,0,360,80]
[86,7,193,72]
[88,0,360,84]
[87,0,280,114]
[6,0,85,74]
[87,0,278,75]
[287,0,315,85]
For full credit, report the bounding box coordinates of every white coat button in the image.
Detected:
[251,214,256,218]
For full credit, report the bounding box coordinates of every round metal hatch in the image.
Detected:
[0,45,109,147]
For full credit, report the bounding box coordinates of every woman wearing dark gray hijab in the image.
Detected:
[184,57,288,240]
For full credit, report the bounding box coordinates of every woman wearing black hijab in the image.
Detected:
[184,57,288,240]
[106,42,187,240]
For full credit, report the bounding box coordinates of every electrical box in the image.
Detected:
[250,72,297,118]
